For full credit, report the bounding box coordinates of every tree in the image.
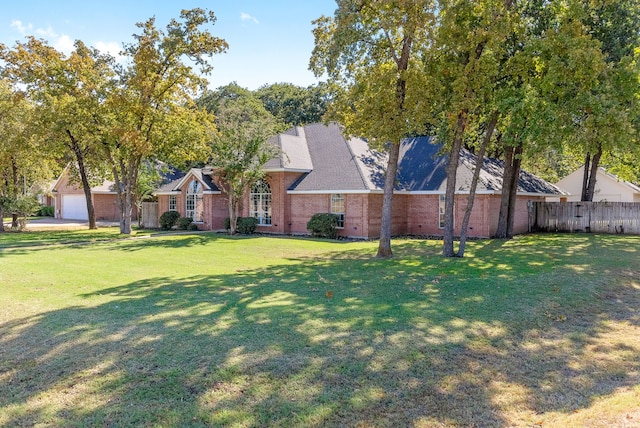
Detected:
[429,0,517,254]
[201,84,281,234]
[102,9,227,234]
[0,80,52,231]
[1,38,114,229]
[311,0,436,258]
[255,82,330,126]
[577,0,640,201]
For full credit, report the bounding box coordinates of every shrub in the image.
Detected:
[238,217,258,234]
[176,216,194,230]
[159,210,181,230]
[38,205,54,217]
[225,216,258,234]
[307,213,339,239]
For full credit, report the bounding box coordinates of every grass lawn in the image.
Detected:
[1,232,639,427]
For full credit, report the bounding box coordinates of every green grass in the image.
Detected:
[1,232,639,427]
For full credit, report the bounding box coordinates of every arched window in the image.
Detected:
[186,179,204,223]
[250,179,272,226]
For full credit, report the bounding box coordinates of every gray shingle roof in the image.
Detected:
[264,127,314,171]
[289,124,564,195]
[288,123,370,191]
[155,167,220,193]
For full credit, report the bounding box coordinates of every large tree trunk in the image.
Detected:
[581,145,602,202]
[495,142,522,238]
[376,141,401,258]
[457,111,498,257]
[506,144,522,237]
[443,110,468,257]
[67,131,97,229]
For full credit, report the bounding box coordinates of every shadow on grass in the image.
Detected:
[1,234,639,426]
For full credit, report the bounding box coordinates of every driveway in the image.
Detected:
[3,218,120,230]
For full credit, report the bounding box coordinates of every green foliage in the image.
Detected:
[200,83,281,235]
[159,210,181,230]
[225,216,258,235]
[255,82,330,126]
[176,216,194,230]
[38,205,55,217]
[307,213,339,239]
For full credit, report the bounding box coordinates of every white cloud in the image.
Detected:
[240,12,259,24]
[35,26,58,38]
[10,20,32,34]
[94,41,125,62]
[53,34,74,56]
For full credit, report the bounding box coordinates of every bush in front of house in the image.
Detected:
[176,216,195,230]
[307,213,339,239]
[38,205,54,217]
[159,210,181,230]
[224,216,258,234]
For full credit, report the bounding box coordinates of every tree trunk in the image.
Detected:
[443,110,468,257]
[496,144,513,238]
[10,159,19,229]
[581,146,602,202]
[581,153,591,202]
[376,141,401,258]
[457,111,498,257]
[506,144,522,238]
[67,131,97,229]
[228,192,238,235]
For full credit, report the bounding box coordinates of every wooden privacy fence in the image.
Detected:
[530,202,640,234]
[141,202,159,229]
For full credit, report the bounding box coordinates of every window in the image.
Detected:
[186,180,204,223]
[330,194,345,228]
[250,179,272,226]
[169,195,177,211]
[438,194,446,229]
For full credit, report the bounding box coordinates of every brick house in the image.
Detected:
[154,123,565,238]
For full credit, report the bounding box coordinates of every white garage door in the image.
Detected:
[62,195,89,220]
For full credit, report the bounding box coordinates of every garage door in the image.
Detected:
[62,195,89,220]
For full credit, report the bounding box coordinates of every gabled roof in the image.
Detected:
[52,164,117,194]
[287,123,370,192]
[156,168,219,194]
[264,126,314,172]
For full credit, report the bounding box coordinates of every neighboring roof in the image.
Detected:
[556,165,640,194]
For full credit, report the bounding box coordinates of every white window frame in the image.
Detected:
[438,194,446,229]
[186,180,204,223]
[250,179,272,226]
[169,195,177,211]
[330,193,345,228]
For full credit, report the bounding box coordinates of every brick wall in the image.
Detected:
[93,194,119,221]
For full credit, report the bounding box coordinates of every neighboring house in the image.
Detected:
[556,166,640,202]
[155,123,565,238]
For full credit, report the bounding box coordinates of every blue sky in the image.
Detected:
[0,0,337,90]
